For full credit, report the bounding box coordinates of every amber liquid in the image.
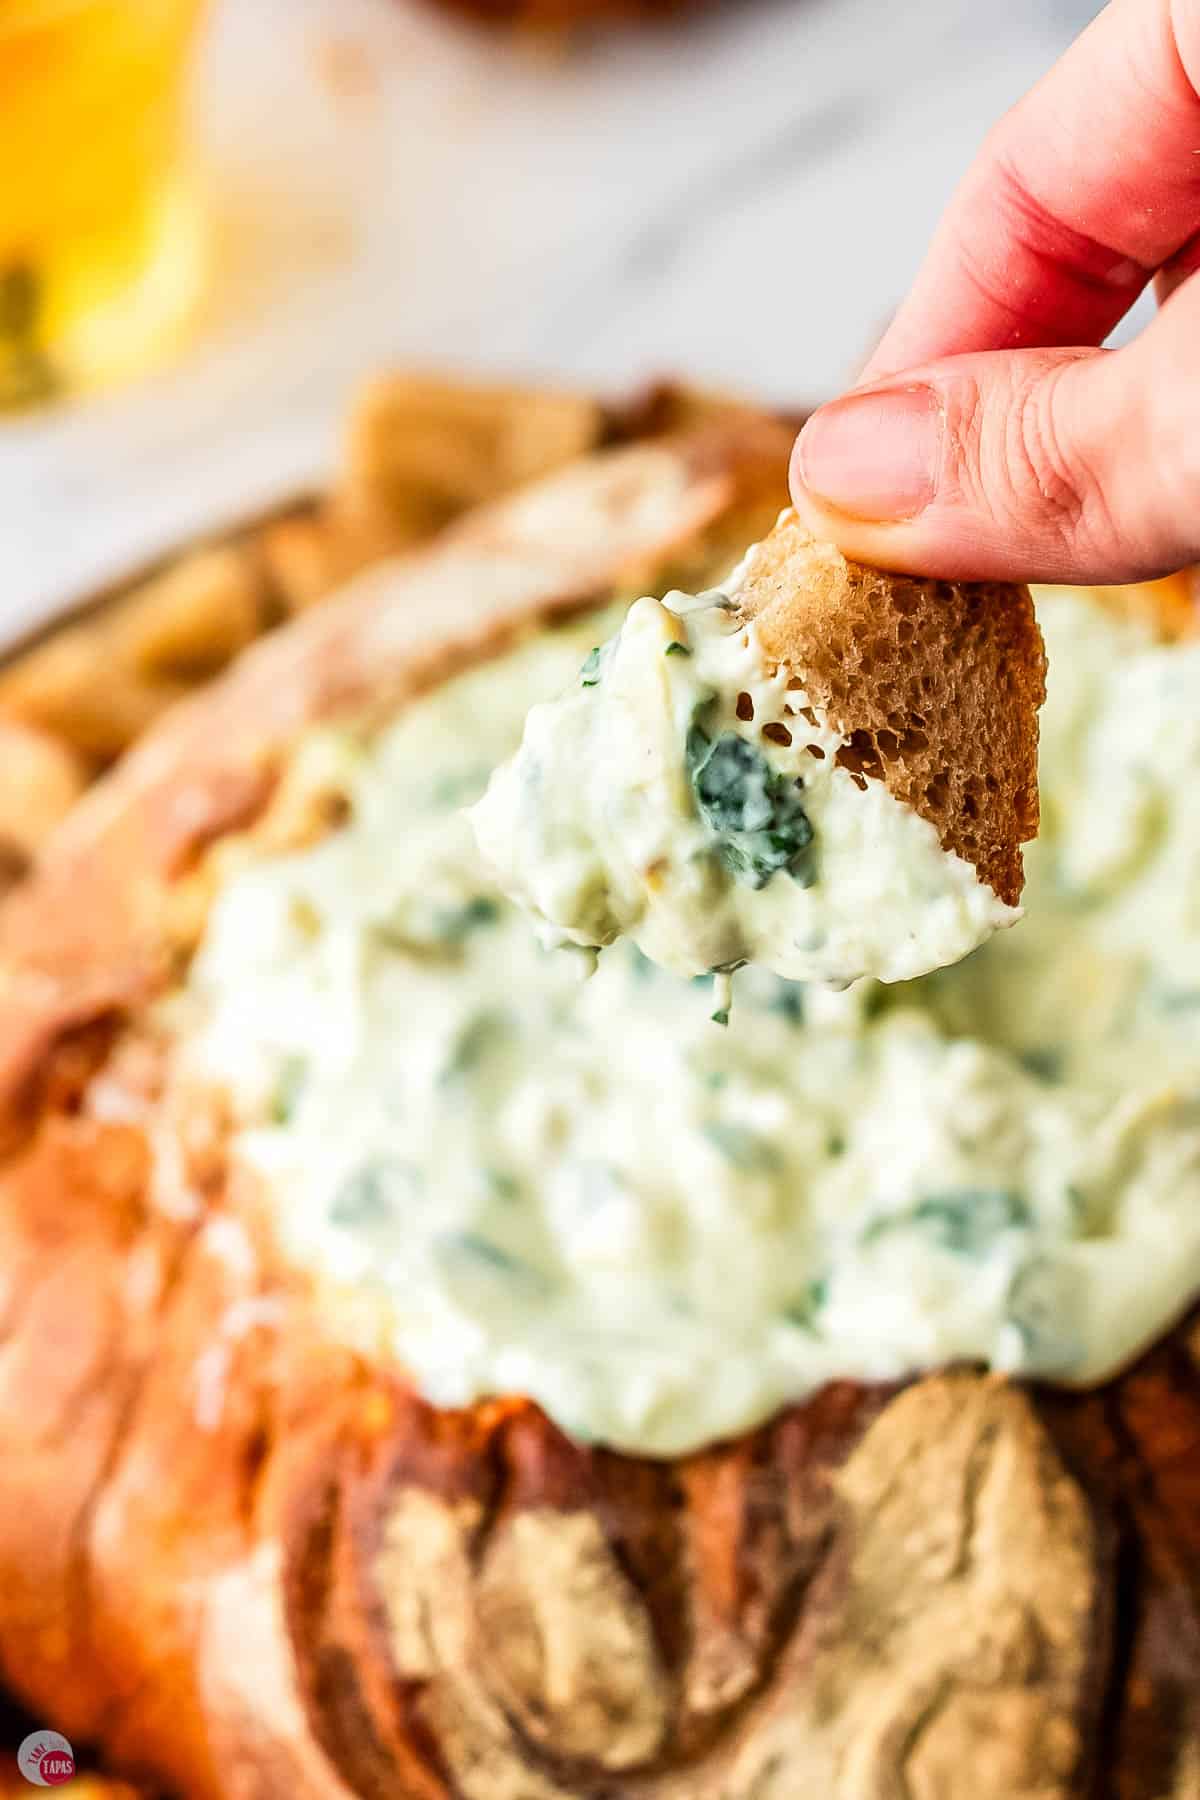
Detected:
[0,0,208,407]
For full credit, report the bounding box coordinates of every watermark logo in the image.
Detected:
[16,1732,75,1786]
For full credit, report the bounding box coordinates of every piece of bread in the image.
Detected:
[736,512,1046,906]
[0,426,1196,1800]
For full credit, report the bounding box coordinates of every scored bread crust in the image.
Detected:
[0,426,1198,1800]
[737,513,1045,907]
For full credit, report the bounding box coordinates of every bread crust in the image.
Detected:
[737,513,1046,907]
[0,428,1198,1799]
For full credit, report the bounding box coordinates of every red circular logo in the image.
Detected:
[16,1732,75,1787]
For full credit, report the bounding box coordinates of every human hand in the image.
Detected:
[790,0,1200,585]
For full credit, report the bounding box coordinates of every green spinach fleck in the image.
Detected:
[330,1158,419,1227]
[767,980,806,1025]
[580,646,604,687]
[1019,1046,1064,1083]
[270,1054,308,1125]
[711,1008,730,1027]
[440,1009,511,1084]
[1065,1183,1089,1226]
[435,1231,549,1295]
[373,894,501,961]
[782,1276,827,1333]
[432,896,501,942]
[1156,986,1200,1015]
[703,1121,782,1172]
[664,640,692,657]
[485,1168,522,1201]
[863,1187,1030,1257]
[687,725,816,891]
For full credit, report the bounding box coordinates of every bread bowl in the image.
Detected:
[1,405,1200,1800]
[470,513,1044,988]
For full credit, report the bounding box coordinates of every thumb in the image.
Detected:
[790,274,1200,586]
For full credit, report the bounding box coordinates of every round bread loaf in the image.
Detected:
[0,425,1195,1800]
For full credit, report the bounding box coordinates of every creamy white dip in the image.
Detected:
[178,590,1200,1457]
[470,589,1015,994]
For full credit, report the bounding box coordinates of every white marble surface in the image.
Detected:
[0,0,1105,647]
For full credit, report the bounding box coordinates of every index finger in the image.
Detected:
[863,0,1200,382]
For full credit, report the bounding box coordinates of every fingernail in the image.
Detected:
[794,384,943,521]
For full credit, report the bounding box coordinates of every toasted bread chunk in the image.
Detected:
[736,513,1045,907]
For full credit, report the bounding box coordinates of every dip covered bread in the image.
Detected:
[1,417,1199,1799]
[472,515,1043,992]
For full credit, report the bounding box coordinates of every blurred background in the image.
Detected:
[0,0,1112,650]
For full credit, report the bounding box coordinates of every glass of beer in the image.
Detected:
[0,0,209,408]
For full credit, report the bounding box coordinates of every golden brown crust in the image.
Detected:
[4,1069,1199,1799]
[737,513,1046,907]
[341,375,606,544]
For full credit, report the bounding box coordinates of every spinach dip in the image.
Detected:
[177,589,1200,1456]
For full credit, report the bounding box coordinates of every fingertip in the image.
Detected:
[787,434,849,542]
[786,426,814,518]
[787,443,932,573]
[788,346,1151,586]
[789,386,944,531]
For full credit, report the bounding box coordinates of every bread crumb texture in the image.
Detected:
[737,514,1046,906]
